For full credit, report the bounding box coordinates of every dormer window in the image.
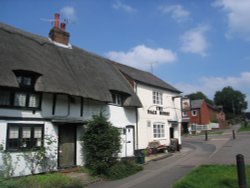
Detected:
[112,93,122,106]
[16,76,32,87]
[0,71,41,110]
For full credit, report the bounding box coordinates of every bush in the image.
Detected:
[107,160,143,180]
[82,114,121,175]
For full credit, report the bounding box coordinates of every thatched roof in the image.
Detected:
[112,62,181,93]
[0,23,141,107]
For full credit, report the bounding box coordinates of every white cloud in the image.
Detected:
[174,72,250,110]
[180,25,210,57]
[60,6,77,21]
[106,45,177,70]
[213,0,250,41]
[159,4,190,22]
[112,1,136,13]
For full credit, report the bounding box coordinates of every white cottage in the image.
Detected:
[0,18,141,177]
[113,63,182,151]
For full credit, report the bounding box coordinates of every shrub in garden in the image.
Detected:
[82,114,121,175]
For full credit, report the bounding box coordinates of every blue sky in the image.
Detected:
[1,0,250,110]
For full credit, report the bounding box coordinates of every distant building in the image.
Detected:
[182,99,226,134]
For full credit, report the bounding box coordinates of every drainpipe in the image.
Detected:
[135,82,139,151]
[135,107,139,151]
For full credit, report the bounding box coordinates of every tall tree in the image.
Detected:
[214,86,247,119]
[187,91,214,105]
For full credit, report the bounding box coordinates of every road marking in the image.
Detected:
[211,138,229,141]
[222,133,232,135]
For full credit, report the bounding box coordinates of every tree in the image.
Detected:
[187,91,214,105]
[214,86,247,119]
[82,114,121,175]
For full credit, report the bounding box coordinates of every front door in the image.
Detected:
[170,127,174,139]
[125,126,134,157]
[59,125,76,168]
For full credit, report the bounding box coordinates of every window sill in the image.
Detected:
[5,147,44,152]
[108,103,123,107]
[153,137,166,140]
[0,106,41,111]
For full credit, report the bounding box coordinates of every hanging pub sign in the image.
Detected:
[181,98,190,111]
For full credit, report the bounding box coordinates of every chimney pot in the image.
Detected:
[49,13,70,46]
[60,22,66,31]
[54,13,60,28]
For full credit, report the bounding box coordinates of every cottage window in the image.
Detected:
[0,90,11,105]
[192,110,197,116]
[0,89,41,109]
[6,124,44,151]
[153,123,165,138]
[153,91,163,105]
[14,92,27,107]
[111,93,122,106]
[182,111,187,116]
[0,73,41,109]
[16,76,32,87]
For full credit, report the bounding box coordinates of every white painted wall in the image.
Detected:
[0,121,58,177]
[135,83,182,149]
[107,105,136,128]
[76,125,85,166]
[0,93,137,176]
[107,105,136,157]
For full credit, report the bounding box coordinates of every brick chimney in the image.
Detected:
[49,13,70,46]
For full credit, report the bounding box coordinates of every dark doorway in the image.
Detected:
[182,122,189,134]
[170,127,174,139]
[58,125,76,168]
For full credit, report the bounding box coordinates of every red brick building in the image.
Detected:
[182,99,226,134]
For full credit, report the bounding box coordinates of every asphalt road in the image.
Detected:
[88,139,216,188]
[88,125,248,188]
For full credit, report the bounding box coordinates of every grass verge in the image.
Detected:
[0,161,143,188]
[239,123,250,132]
[0,173,84,188]
[173,165,250,188]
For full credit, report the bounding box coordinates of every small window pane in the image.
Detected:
[16,76,22,84]
[34,127,42,138]
[17,76,32,86]
[22,127,31,138]
[14,92,27,107]
[35,139,42,147]
[28,94,40,108]
[23,77,32,86]
[117,95,122,105]
[0,90,11,105]
[9,127,19,139]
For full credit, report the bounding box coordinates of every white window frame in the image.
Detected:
[153,123,165,139]
[192,110,197,116]
[111,93,122,106]
[182,111,187,117]
[153,91,163,105]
